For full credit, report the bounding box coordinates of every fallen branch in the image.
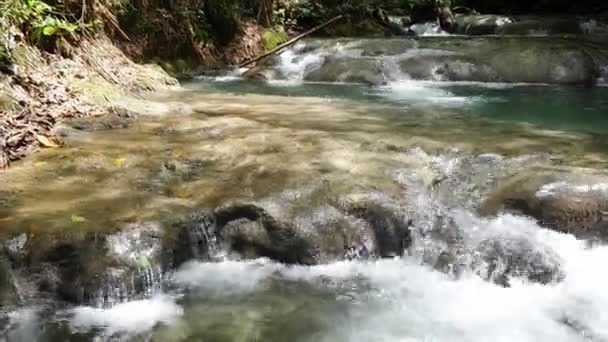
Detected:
[239,15,344,68]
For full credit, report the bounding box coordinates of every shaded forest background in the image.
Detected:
[2,0,608,69]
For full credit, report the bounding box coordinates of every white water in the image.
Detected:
[56,213,608,341]
[373,80,480,106]
[69,295,183,335]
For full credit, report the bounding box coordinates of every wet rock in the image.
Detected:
[454,14,513,35]
[169,188,412,264]
[483,174,608,240]
[4,233,28,263]
[341,195,412,258]
[304,56,386,85]
[488,44,598,85]
[168,204,319,264]
[52,224,165,307]
[252,37,604,85]
[168,211,219,267]
[3,223,167,307]
[496,17,583,36]
[420,211,565,286]
[399,55,501,82]
[242,65,279,81]
[215,204,317,264]
[67,114,134,131]
[511,183,608,240]
[397,42,598,84]
[474,236,564,286]
[160,158,211,181]
[0,248,18,306]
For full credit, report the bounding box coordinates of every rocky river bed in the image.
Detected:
[2,34,608,341]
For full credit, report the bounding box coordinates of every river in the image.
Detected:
[1,37,608,341]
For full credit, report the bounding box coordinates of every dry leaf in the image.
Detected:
[34,133,62,148]
[173,148,185,157]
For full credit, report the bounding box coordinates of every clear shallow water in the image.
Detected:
[187,78,608,134]
[2,73,608,341]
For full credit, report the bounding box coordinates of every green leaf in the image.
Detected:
[139,256,152,269]
[112,156,127,167]
[42,25,57,36]
[70,214,87,223]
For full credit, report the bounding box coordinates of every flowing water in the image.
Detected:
[2,38,608,341]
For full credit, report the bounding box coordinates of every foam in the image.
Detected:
[168,213,608,341]
[69,295,183,335]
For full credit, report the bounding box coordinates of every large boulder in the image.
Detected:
[170,188,413,264]
[399,39,599,84]
[47,223,166,307]
[304,56,386,85]
[482,173,608,240]
[0,223,168,307]
[247,37,603,85]
[398,54,501,82]
[486,43,598,84]
[473,235,564,286]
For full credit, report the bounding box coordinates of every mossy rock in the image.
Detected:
[0,92,15,111]
[9,44,44,68]
[262,28,289,51]
[156,59,198,77]
[136,72,178,90]
[68,75,121,108]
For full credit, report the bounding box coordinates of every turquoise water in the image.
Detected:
[186,79,608,134]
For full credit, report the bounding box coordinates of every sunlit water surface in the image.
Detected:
[2,77,608,341]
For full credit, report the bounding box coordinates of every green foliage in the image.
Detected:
[193,8,213,43]
[1,0,52,27]
[0,0,86,46]
[262,28,288,50]
[31,17,80,42]
[204,0,242,45]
